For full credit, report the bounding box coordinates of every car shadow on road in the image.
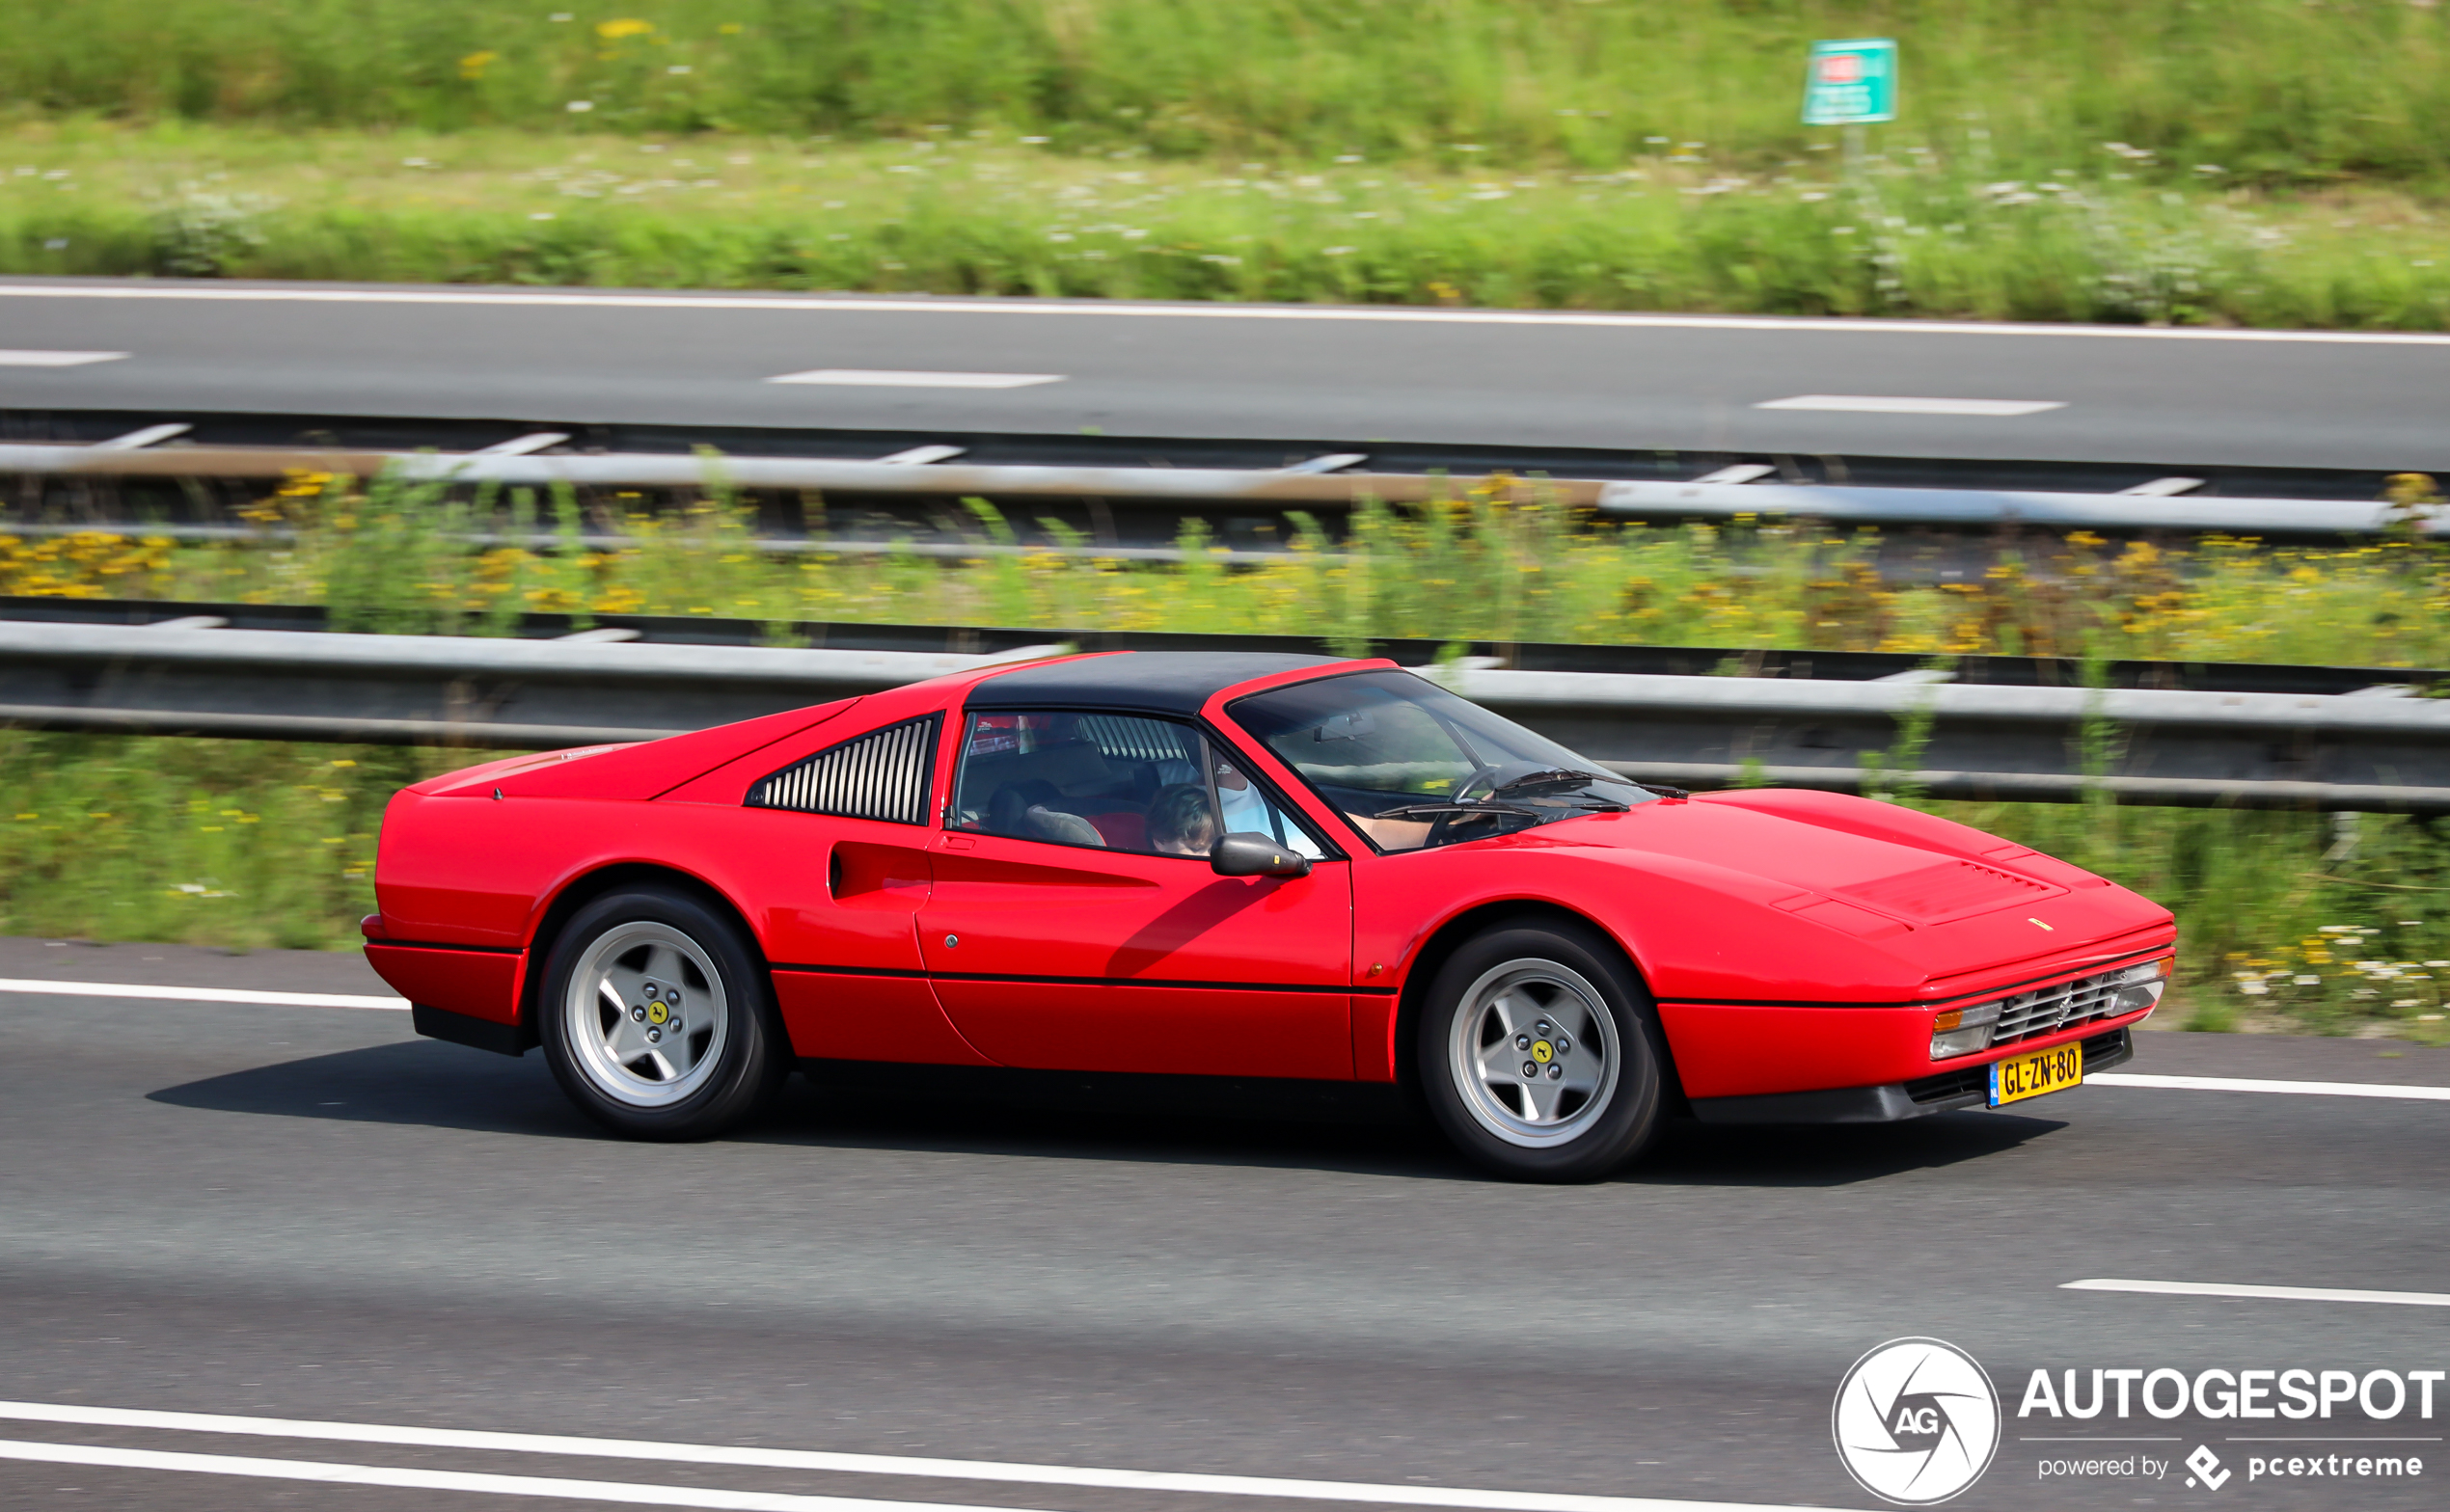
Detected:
[744,1068,1458,1178]
[148,1040,601,1142]
[150,1042,2069,1187]
[1628,1109,2070,1188]
[759,1067,2072,1186]
[146,1040,1449,1174]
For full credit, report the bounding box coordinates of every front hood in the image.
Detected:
[1522,788,2170,994]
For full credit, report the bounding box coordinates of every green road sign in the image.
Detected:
[1802,38,1897,126]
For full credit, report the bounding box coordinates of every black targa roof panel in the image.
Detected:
[966,652,1349,716]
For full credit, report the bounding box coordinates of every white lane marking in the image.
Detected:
[2087,1071,2450,1101]
[0,1403,1834,1512]
[0,348,127,365]
[2063,1278,2450,1308]
[765,368,1065,389]
[4,283,2450,346]
[0,978,407,1011]
[1754,394,2065,417]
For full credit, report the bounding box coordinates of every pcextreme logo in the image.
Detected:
[2184,1445,2231,1491]
[1833,1337,2002,1505]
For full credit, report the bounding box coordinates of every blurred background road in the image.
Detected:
[4,281,2447,469]
[3,941,2445,1512]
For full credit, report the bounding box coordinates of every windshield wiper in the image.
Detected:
[1375,800,1539,822]
[1486,767,1619,796]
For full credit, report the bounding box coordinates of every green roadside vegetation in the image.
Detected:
[14,1,2450,173]
[14,478,2450,668]
[3,1,2450,323]
[6,119,2450,327]
[10,477,2450,1040]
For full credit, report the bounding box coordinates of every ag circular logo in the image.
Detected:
[1832,1337,2001,1505]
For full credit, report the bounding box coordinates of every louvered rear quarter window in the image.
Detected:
[746,715,939,824]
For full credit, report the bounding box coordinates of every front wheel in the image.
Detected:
[539,886,789,1140]
[1416,922,1666,1182]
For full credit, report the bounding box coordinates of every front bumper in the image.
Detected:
[1688,1025,2136,1125]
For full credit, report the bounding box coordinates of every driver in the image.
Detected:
[1146,784,1220,856]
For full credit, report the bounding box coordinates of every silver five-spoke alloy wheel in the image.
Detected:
[1447,958,1620,1148]
[562,921,729,1109]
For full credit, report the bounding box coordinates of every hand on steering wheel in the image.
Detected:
[1427,765,1511,846]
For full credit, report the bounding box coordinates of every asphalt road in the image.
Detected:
[4,280,2450,471]
[4,936,2448,1512]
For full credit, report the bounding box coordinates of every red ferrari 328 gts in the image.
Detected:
[366,652,2175,1181]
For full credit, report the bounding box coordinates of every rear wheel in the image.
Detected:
[539,886,788,1140]
[1416,922,1665,1182]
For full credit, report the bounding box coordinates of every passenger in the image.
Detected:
[1146,784,1220,856]
[986,778,1061,837]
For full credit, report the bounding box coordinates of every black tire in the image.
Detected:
[1415,921,1667,1182]
[538,885,789,1140]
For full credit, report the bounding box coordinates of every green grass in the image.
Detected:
[9,119,2450,326]
[12,1,2450,184]
[0,734,485,952]
[2,6,2449,323]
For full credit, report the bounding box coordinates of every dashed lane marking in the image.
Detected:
[2087,1071,2450,1101]
[765,368,1065,388]
[1753,394,2065,417]
[0,978,407,1010]
[0,348,126,365]
[2063,1278,2450,1307]
[0,1404,1850,1512]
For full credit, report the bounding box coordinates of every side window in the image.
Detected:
[746,715,939,824]
[949,711,1324,859]
[1211,745,1326,859]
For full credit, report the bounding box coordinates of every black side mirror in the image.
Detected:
[1211,831,1312,878]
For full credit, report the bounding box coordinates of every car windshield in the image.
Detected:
[1228,670,1657,851]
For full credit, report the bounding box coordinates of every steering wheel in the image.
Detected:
[1425,764,1518,847]
[1445,764,1511,805]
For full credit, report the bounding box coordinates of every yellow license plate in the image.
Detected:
[1989,1040,2083,1107]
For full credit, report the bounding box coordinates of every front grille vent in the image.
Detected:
[1905,1065,1986,1106]
[748,715,939,825]
[1988,963,2133,1046]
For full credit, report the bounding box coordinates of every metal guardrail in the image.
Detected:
[0,425,2432,536]
[0,621,1064,747]
[11,594,2436,696]
[1591,478,2421,536]
[9,617,2450,812]
[0,520,1281,565]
